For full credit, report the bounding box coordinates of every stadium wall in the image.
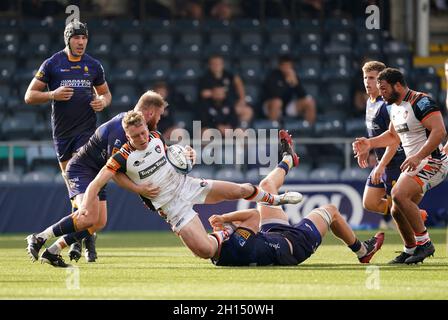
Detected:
[1,181,447,233]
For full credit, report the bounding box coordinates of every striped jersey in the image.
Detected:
[105,131,184,209]
[390,89,446,160]
[365,95,406,167]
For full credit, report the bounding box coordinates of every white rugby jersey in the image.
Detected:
[106,131,185,209]
[390,90,446,160]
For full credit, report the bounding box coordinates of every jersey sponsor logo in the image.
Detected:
[155,145,161,153]
[236,228,251,240]
[395,123,409,133]
[175,217,185,228]
[60,68,70,72]
[71,65,81,69]
[138,157,167,179]
[114,139,122,147]
[416,96,430,111]
[144,151,152,157]
[133,159,145,167]
[60,79,92,88]
[35,70,44,79]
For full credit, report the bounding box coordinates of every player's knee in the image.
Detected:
[259,179,274,194]
[193,244,214,259]
[362,198,380,213]
[240,183,255,198]
[321,204,338,221]
[391,190,405,208]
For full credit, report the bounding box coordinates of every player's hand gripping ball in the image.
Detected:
[166,144,193,174]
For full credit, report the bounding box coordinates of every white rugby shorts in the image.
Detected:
[158,176,213,233]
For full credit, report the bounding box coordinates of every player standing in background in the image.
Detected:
[26,91,165,265]
[24,20,112,262]
[357,61,427,229]
[353,68,448,264]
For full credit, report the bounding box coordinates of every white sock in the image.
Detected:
[36,227,54,241]
[355,243,368,258]
[404,246,416,254]
[47,240,64,255]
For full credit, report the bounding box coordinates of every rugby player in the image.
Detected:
[357,61,427,229]
[353,68,448,264]
[34,111,302,267]
[209,130,384,266]
[24,20,111,260]
[26,91,165,265]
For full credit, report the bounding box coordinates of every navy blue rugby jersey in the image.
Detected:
[35,50,106,139]
[365,96,406,168]
[73,112,126,171]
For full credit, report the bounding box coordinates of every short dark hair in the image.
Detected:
[377,68,407,86]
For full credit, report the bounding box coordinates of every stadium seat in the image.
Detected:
[53,172,65,184]
[283,119,314,137]
[309,168,339,181]
[297,31,322,46]
[203,43,233,58]
[172,43,202,58]
[89,32,113,57]
[314,118,345,137]
[285,168,309,182]
[339,168,370,181]
[345,118,367,138]
[324,18,354,31]
[235,43,263,57]
[245,168,263,183]
[189,166,215,179]
[214,167,245,183]
[253,119,281,130]
[109,85,138,112]
[244,84,260,105]
[174,83,197,104]
[22,171,53,184]
[207,31,233,47]
[110,59,140,83]
[1,113,38,140]
[116,31,144,57]
[0,171,21,184]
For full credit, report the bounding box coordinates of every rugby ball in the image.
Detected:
[166,144,193,174]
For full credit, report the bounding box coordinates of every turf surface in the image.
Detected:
[0,229,447,299]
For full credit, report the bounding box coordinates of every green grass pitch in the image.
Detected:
[0,229,447,299]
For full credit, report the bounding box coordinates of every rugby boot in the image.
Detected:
[83,233,97,263]
[279,129,299,167]
[404,241,435,264]
[41,249,71,268]
[26,234,46,262]
[359,232,385,263]
[388,251,412,264]
[276,191,303,205]
[68,241,82,262]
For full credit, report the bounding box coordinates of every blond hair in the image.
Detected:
[122,110,145,131]
[362,61,386,74]
[135,90,168,111]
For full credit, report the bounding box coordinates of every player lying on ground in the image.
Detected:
[30,111,301,267]
[208,130,385,266]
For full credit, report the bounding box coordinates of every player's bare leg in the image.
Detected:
[305,205,384,264]
[391,175,434,264]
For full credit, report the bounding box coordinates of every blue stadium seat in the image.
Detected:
[345,118,367,138]
[189,166,215,179]
[235,43,263,57]
[309,168,339,181]
[244,85,260,105]
[178,32,203,46]
[110,59,140,83]
[285,168,309,182]
[172,43,202,58]
[214,167,245,183]
[296,31,322,46]
[253,119,281,130]
[284,119,314,137]
[324,18,354,31]
[1,113,38,140]
[245,168,263,183]
[339,168,370,181]
[314,119,345,137]
[203,43,233,58]
[264,42,292,57]
[207,32,233,47]
[116,32,144,57]
[89,32,113,57]
[293,19,321,32]
[0,171,21,184]
[174,83,197,104]
[110,85,138,112]
[22,171,53,184]
[298,66,320,81]
[143,43,172,58]
[54,172,65,184]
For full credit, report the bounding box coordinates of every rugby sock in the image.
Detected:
[52,216,77,237]
[404,245,416,255]
[277,161,290,175]
[278,155,293,174]
[63,230,92,246]
[244,185,276,205]
[36,226,55,241]
[414,229,430,246]
[348,239,367,258]
[47,238,67,255]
